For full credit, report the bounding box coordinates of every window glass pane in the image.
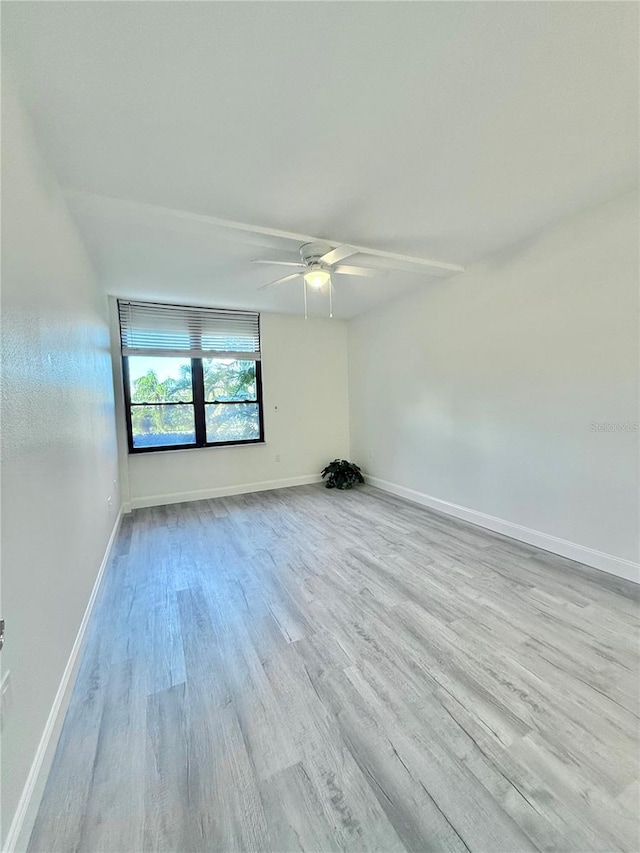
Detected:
[205,403,260,443]
[128,356,193,403]
[203,359,256,402]
[131,405,195,449]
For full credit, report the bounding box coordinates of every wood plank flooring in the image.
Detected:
[29,484,639,852]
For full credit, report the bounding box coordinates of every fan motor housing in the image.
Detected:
[299,242,332,266]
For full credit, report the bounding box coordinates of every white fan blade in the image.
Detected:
[252,260,305,267]
[257,272,302,290]
[333,265,386,278]
[320,244,357,266]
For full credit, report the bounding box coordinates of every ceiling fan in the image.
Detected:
[252,242,386,318]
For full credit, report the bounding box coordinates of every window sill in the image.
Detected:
[128,441,266,456]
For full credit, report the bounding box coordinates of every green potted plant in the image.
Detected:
[320,459,365,490]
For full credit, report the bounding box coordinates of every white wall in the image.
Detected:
[117,312,350,508]
[349,192,639,572]
[0,84,120,845]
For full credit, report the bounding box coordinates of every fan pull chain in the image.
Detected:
[303,278,308,320]
[329,277,333,318]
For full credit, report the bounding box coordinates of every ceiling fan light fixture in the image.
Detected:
[304,267,331,289]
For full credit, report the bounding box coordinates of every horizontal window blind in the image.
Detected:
[118,300,261,360]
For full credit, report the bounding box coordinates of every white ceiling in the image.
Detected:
[3,2,638,318]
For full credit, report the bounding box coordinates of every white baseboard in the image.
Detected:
[130,474,322,510]
[367,476,639,584]
[3,508,124,853]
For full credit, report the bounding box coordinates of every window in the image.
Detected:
[118,300,264,452]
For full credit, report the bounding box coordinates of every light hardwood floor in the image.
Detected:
[29,484,639,852]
